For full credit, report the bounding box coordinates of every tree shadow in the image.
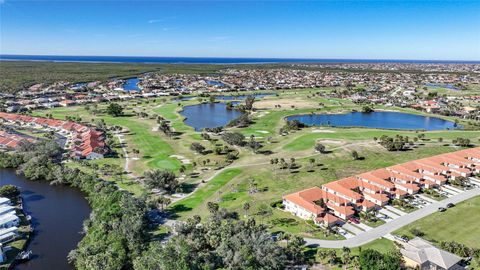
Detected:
[24,194,44,202]
[181,183,197,193]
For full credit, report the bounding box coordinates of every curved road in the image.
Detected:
[304,187,480,248]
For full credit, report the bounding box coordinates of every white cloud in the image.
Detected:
[148,16,177,24]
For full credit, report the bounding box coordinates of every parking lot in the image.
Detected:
[335,177,480,239]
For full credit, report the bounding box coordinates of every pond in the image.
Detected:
[0,169,91,270]
[206,80,225,87]
[286,111,459,130]
[423,83,460,91]
[180,103,244,131]
[123,78,140,91]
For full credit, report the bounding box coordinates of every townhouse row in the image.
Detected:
[283,147,480,227]
[0,131,36,150]
[0,113,106,159]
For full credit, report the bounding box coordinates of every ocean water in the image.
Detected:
[1,55,478,64]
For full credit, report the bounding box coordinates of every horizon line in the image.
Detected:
[1,54,479,63]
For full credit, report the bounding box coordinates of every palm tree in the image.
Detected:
[328,250,337,265]
[243,202,250,217]
[309,158,315,171]
[342,247,351,269]
[352,150,359,160]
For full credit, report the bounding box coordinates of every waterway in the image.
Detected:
[180,103,243,131]
[0,169,91,270]
[423,83,460,91]
[286,111,459,131]
[123,78,140,91]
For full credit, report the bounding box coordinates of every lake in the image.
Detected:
[123,78,140,91]
[424,83,460,91]
[180,103,243,131]
[286,111,458,130]
[0,169,91,270]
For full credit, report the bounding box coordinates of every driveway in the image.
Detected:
[443,184,463,194]
[342,223,364,235]
[417,194,437,204]
[304,188,480,248]
[379,208,400,219]
[355,222,373,231]
[440,187,458,196]
[384,205,407,216]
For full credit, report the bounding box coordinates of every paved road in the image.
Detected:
[304,188,480,248]
[115,132,130,173]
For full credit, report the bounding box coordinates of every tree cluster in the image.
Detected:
[377,135,407,151]
[222,132,246,146]
[440,241,480,260]
[280,120,305,134]
[106,102,124,117]
[226,114,253,128]
[0,185,20,200]
[143,170,181,194]
[134,208,288,270]
[452,137,471,147]
[358,249,402,270]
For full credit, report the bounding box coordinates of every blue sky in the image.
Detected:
[1,1,479,60]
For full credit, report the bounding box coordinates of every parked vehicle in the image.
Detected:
[348,217,360,224]
[446,203,455,208]
[438,207,447,212]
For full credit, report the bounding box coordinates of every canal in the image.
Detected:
[0,169,91,270]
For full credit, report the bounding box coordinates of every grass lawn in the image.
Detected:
[283,129,480,152]
[171,143,464,238]
[361,219,386,228]
[314,238,397,270]
[169,168,243,218]
[267,209,345,240]
[394,195,480,248]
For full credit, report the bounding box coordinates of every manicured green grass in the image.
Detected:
[395,195,480,248]
[314,238,397,269]
[169,168,243,218]
[283,129,480,151]
[34,105,182,174]
[177,144,466,236]
[267,209,345,240]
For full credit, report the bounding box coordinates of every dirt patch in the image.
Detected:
[254,98,318,110]
[317,139,343,144]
